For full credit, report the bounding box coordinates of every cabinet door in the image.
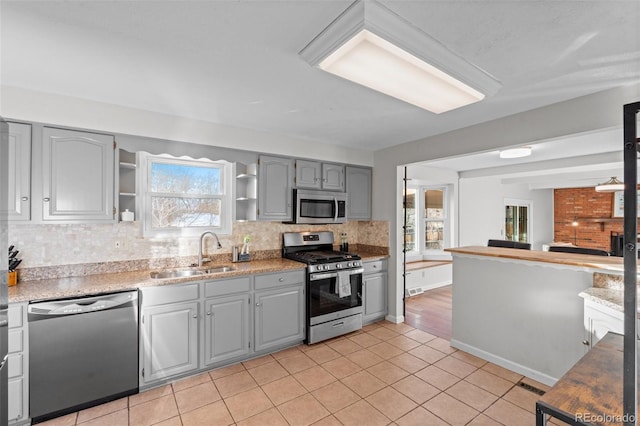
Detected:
[258,155,293,221]
[346,166,372,220]
[5,123,31,221]
[295,160,321,189]
[142,302,199,383]
[322,163,345,191]
[255,284,304,352]
[7,377,25,424]
[584,303,623,350]
[204,294,251,366]
[363,273,387,323]
[42,127,115,221]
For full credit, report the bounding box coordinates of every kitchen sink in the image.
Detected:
[204,265,236,274]
[150,265,236,279]
[150,269,205,279]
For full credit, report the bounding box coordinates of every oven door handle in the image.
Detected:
[309,268,364,281]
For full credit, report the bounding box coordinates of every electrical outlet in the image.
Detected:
[115,241,121,249]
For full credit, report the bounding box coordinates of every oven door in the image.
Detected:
[308,269,363,325]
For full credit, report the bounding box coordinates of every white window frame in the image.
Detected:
[422,186,450,254]
[503,198,532,243]
[139,153,233,237]
[404,186,420,257]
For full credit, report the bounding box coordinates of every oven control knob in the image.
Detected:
[336,264,342,269]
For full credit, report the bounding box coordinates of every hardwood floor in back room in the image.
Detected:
[404,285,452,341]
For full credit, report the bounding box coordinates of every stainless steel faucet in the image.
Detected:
[198,231,222,267]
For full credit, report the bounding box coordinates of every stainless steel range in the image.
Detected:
[283,231,364,344]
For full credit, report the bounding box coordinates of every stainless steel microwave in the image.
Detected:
[289,189,347,224]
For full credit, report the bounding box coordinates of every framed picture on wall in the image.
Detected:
[612,191,640,217]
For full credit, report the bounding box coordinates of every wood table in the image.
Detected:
[536,332,637,425]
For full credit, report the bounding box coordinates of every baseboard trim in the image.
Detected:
[385,314,405,324]
[450,339,558,387]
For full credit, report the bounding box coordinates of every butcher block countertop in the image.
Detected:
[9,251,387,303]
[446,246,626,271]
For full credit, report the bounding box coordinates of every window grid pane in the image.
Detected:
[150,162,221,195]
[404,189,417,252]
[425,221,444,250]
[151,196,221,228]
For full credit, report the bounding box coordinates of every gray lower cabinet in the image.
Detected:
[254,283,305,352]
[140,282,200,385]
[140,271,305,387]
[142,301,200,383]
[42,127,115,222]
[203,277,252,366]
[204,294,251,366]
[362,260,388,324]
[5,122,32,222]
[258,155,293,221]
[8,303,29,425]
[346,166,372,220]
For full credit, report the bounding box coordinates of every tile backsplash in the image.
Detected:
[8,220,389,269]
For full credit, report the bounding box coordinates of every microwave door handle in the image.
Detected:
[334,197,338,222]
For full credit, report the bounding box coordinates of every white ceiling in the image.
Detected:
[1,0,639,153]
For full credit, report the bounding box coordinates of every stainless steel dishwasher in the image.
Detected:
[28,290,139,423]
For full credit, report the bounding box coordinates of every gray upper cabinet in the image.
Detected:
[346,166,372,220]
[322,163,345,191]
[258,155,293,221]
[5,123,31,222]
[295,160,345,191]
[295,160,321,189]
[42,127,115,222]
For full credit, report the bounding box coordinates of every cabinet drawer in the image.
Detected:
[8,329,23,354]
[142,284,199,306]
[204,277,251,298]
[363,260,387,274]
[8,305,23,329]
[7,354,23,379]
[255,270,305,291]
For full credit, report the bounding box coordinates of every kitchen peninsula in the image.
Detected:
[446,246,626,386]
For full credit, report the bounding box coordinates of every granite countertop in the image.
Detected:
[579,287,626,313]
[9,251,388,303]
[9,259,305,303]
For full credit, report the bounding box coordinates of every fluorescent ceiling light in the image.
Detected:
[595,176,624,192]
[299,0,501,114]
[499,147,532,159]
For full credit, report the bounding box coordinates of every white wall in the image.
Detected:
[0,86,373,167]
[458,177,554,250]
[373,83,640,323]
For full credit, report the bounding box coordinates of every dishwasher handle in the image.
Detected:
[28,291,138,319]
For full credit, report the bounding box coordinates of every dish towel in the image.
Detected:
[337,271,352,298]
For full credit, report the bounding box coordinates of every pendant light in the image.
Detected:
[595,177,624,193]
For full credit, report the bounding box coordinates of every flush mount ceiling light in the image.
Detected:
[595,177,624,192]
[299,0,501,114]
[499,147,532,159]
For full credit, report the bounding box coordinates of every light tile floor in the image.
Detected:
[39,321,556,426]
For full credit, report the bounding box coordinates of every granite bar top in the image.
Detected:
[579,272,639,315]
[446,246,626,271]
[9,251,388,304]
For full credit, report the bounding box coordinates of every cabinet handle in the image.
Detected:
[373,265,377,269]
[193,314,198,319]
[21,197,28,201]
[206,311,212,316]
[278,278,284,282]
[43,197,50,202]
[256,303,261,307]
[582,340,590,346]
